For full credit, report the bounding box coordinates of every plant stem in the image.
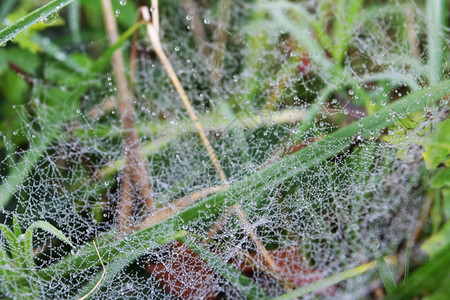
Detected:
[101,0,153,232]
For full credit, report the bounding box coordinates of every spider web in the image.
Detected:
[0,0,448,299]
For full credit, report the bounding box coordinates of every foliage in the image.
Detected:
[0,0,449,299]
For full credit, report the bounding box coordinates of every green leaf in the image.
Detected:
[426,0,447,84]
[0,223,21,261]
[387,241,450,300]
[30,220,74,248]
[421,221,450,258]
[404,245,410,283]
[422,119,450,169]
[431,169,450,188]
[12,215,22,238]
[0,0,75,47]
[373,246,397,294]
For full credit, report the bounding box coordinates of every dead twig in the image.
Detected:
[182,0,209,56]
[139,2,228,184]
[101,0,153,233]
[138,185,228,230]
[210,0,232,89]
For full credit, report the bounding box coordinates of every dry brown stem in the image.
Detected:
[182,0,209,56]
[101,0,153,232]
[210,0,232,88]
[138,185,227,230]
[139,3,228,184]
[406,7,420,61]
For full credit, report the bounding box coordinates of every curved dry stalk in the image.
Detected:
[234,203,281,274]
[139,4,228,185]
[138,185,228,230]
[78,241,106,300]
[101,0,153,232]
[182,0,209,56]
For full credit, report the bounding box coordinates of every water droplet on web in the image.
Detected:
[203,18,210,24]
[174,46,180,52]
[381,100,386,106]
[115,9,120,17]
[186,15,193,21]
[370,101,375,106]
[41,12,59,25]
[348,89,354,96]
[119,0,127,5]
[13,131,17,136]
[375,112,380,118]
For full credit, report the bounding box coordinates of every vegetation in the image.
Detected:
[0,0,449,299]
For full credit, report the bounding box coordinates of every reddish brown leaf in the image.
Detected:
[146,241,220,300]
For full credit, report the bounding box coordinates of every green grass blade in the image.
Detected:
[272,258,387,300]
[32,33,87,74]
[90,20,145,73]
[0,0,17,23]
[373,246,397,294]
[426,0,447,84]
[0,135,48,208]
[182,237,268,300]
[68,0,81,43]
[332,0,363,64]
[404,244,410,283]
[387,241,450,300]
[0,0,75,46]
[31,221,74,248]
[74,231,189,299]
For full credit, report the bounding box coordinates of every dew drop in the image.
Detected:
[119,0,127,5]
[115,9,120,17]
[41,12,59,25]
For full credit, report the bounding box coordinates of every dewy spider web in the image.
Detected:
[0,0,449,299]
